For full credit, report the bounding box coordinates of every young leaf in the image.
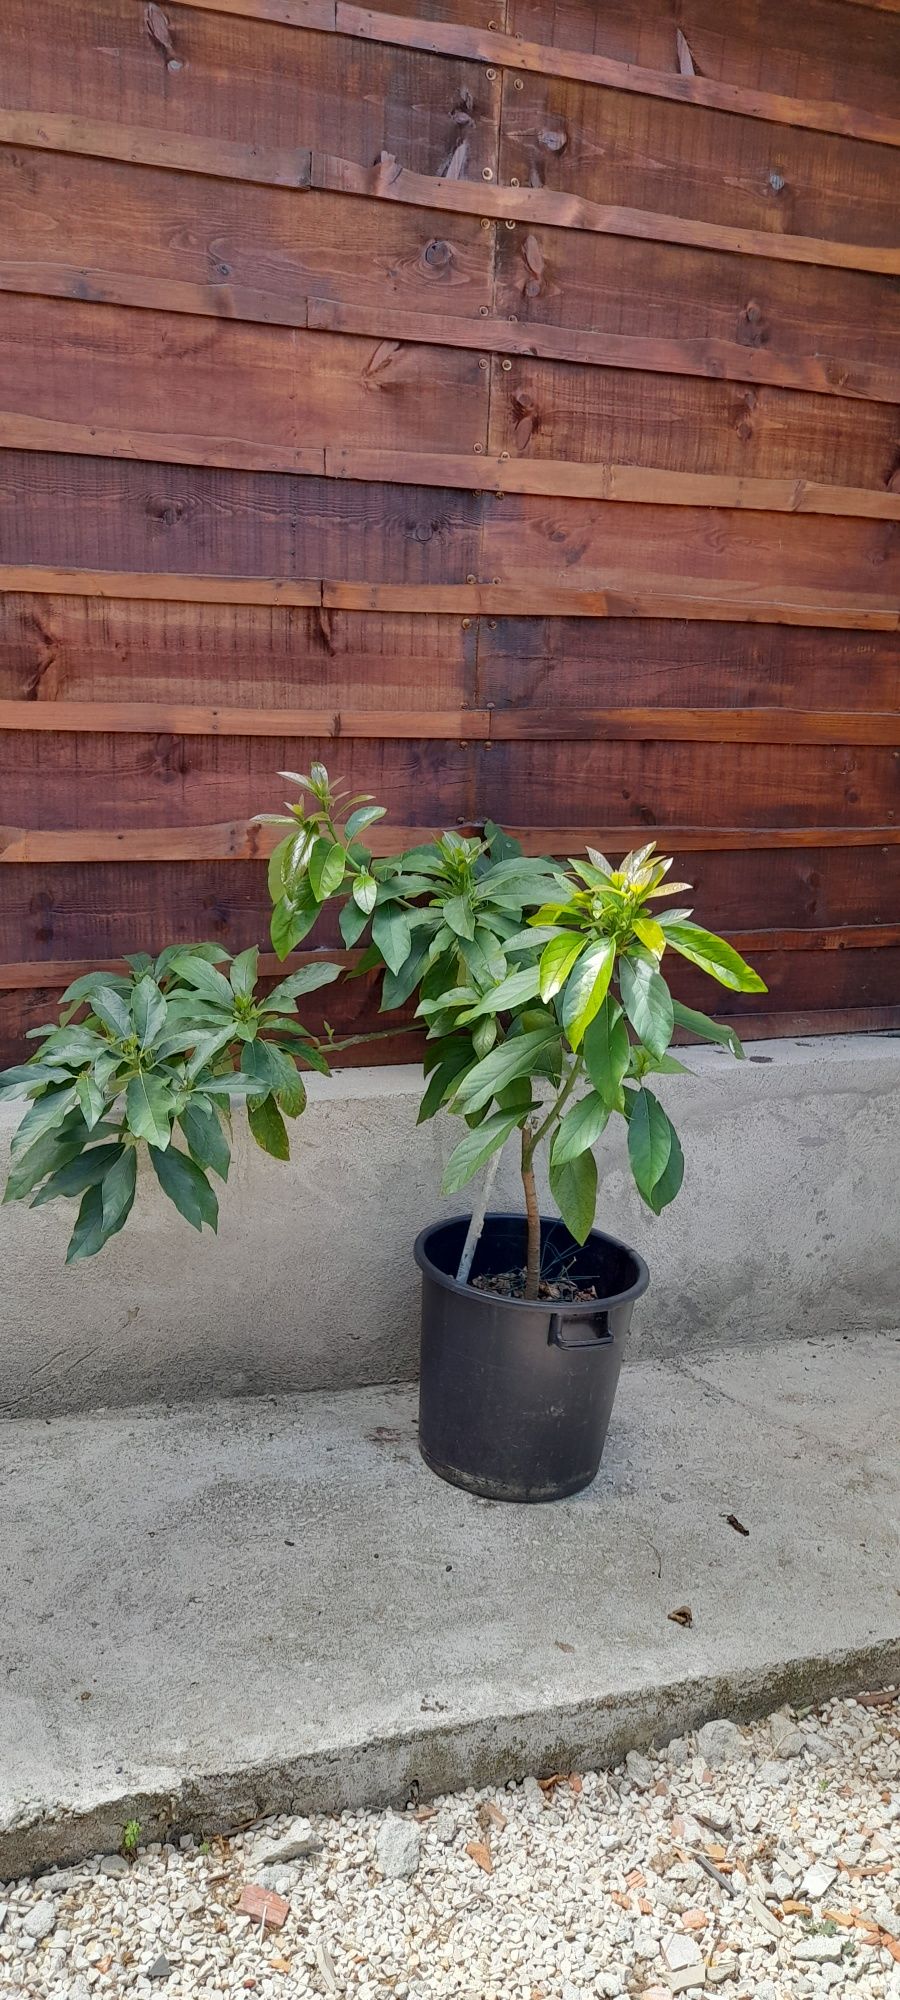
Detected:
[619,956,674,1059]
[372,903,413,976]
[442,895,476,941]
[539,931,585,1003]
[150,1143,219,1231]
[125,1072,175,1149]
[627,1088,672,1203]
[308,839,347,902]
[583,998,630,1110]
[131,974,167,1050]
[549,1146,597,1245]
[90,986,134,1041]
[345,803,386,840]
[632,915,666,957]
[451,1026,558,1116]
[75,1073,106,1131]
[441,1110,520,1194]
[550,1090,610,1168]
[560,938,615,1050]
[671,999,744,1058]
[247,1095,290,1160]
[229,947,259,1000]
[178,1101,231,1182]
[352,868,378,917]
[661,922,767,993]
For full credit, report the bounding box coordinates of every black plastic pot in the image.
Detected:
[414,1212,649,1503]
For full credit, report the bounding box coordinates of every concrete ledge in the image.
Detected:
[1,1330,898,1878]
[1,1033,898,1414]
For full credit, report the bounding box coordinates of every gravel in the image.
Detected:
[1,1690,897,2000]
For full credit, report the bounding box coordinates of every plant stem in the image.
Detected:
[455,1143,504,1286]
[521,1123,542,1300]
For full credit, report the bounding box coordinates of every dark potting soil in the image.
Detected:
[470,1268,600,1303]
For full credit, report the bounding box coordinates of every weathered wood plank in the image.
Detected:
[506,0,900,129]
[0,567,323,607]
[0,596,476,709]
[0,1,495,179]
[496,72,900,256]
[0,296,491,461]
[2,822,899,864]
[1,700,897,746]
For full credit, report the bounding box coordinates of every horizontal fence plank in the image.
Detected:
[2,566,896,631]
[2,824,897,863]
[0,701,897,746]
[3,111,897,278]
[174,0,900,149]
[3,922,899,992]
[3,413,899,522]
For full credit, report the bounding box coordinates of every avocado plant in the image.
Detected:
[265,768,766,1300]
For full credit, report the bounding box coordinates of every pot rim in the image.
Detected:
[414,1211,650,1313]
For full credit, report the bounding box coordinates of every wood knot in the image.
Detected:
[520,233,544,298]
[423,238,454,272]
[538,126,567,154]
[145,3,182,70]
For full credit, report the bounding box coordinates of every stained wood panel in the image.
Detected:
[0,150,494,325]
[499,72,900,251]
[0,296,491,460]
[1,0,495,179]
[508,0,900,126]
[0,0,897,1056]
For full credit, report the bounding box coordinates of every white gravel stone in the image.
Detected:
[375,1814,421,1879]
[697,1718,748,1766]
[20,1898,56,1940]
[770,1710,806,1758]
[625,1751,655,1790]
[0,1691,896,2000]
[801,1859,838,1900]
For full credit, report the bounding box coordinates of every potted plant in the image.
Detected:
[1,765,764,1502]
[265,769,765,1502]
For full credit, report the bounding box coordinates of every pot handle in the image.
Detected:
[548,1310,613,1351]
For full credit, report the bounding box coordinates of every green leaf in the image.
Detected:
[75,1073,106,1130]
[184,1026,238,1079]
[167,955,235,1009]
[260,962,340,1012]
[58,970,131,1024]
[646,1121,684,1213]
[661,922,767,994]
[549,1146,597,1245]
[100,1146,138,1238]
[30,1142,123,1207]
[247,1094,290,1160]
[441,1111,520,1195]
[150,1143,219,1231]
[65,1183,108,1263]
[4,1113,97,1204]
[381,942,430,1012]
[550,1091,610,1168]
[10,1084,79,1160]
[131,975,167,1050]
[270,896,312,959]
[461,965,541,1020]
[345,803,386,840]
[308,839,347,902]
[451,1026,558,1115]
[372,903,413,976]
[560,938,615,1050]
[90,986,133,1040]
[229,947,259,1000]
[583,997,630,1110]
[539,930,586,1003]
[0,1061,74,1101]
[339,898,370,947]
[352,868,378,917]
[125,1072,175,1149]
[619,956,674,1058]
[417,1042,474,1123]
[633,915,666,957]
[442,894,476,941]
[178,1101,231,1182]
[671,999,744,1058]
[267,833,294,902]
[627,1088,672,1203]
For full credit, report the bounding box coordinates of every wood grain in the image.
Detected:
[3,823,897,864]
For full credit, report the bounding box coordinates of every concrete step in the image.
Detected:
[2,1330,898,1880]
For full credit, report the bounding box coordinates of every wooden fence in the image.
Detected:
[0,0,898,1060]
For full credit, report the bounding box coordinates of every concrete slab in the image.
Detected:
[1,1330,898,1879]
[2,1034,898,1414]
